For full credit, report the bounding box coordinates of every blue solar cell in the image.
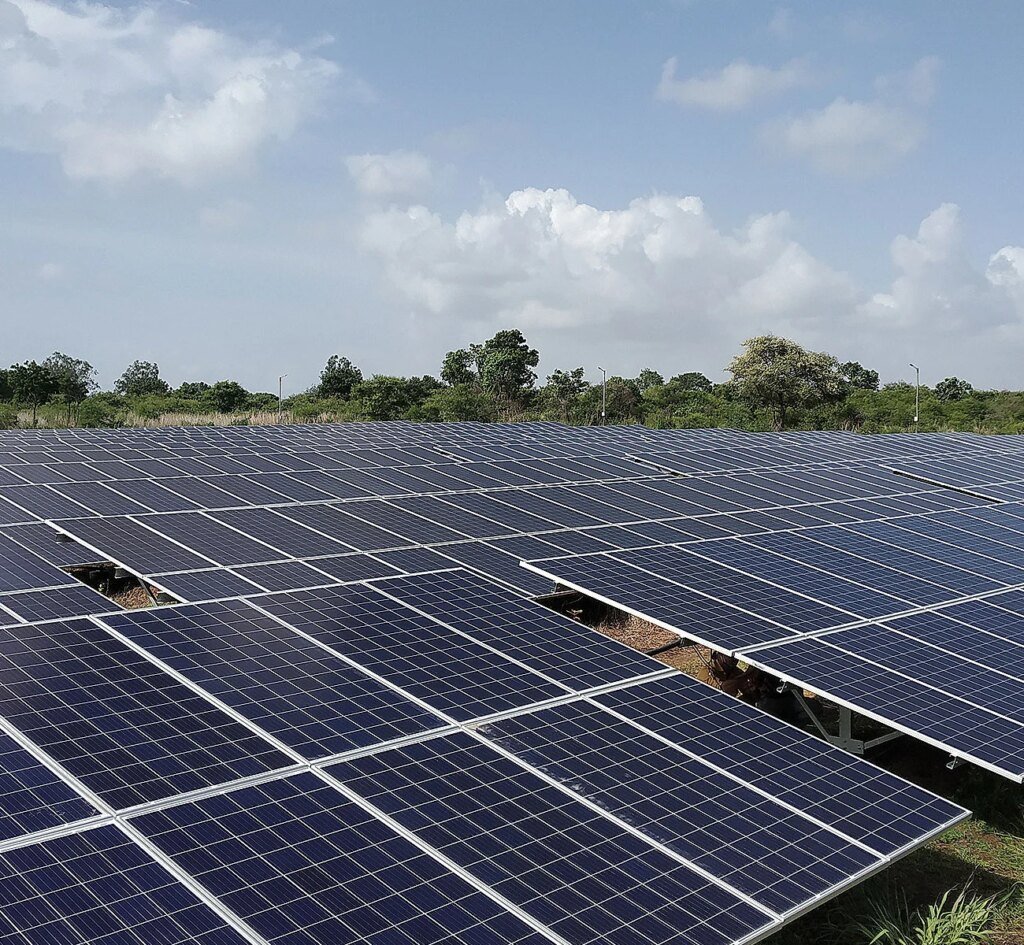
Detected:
[594,676,967,854]
[103,599,445,759]
[256,584,568,721]
[138,512,285,567]
[0,825,248,944]
[744,636,1024,779]
[528,552,799,652]
[57,516,214,573]
[0,732,96,840]
[481,700,881,915]
[374,569,662,689]
[0,584,116,622]
[329,733,773,945]
[152,567,263,601]
[211,507,349,557]
[0,533,81,592]
[132,772,549,945]
[0,618,292,808]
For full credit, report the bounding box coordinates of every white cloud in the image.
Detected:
[860,203,1023,332]
[357,187,858,341]
[345,150,433,198]
[771,57,939,176]
[657,56,808,110]
[0,0,339,183]
[356,187,1024,378]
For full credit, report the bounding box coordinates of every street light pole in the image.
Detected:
[278,374,288,424]
[909,363,919,432]
[597,367,607,424]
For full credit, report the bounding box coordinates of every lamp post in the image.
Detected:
[597,367,607,424]
[909,363,920,432]
[278,374,288,424]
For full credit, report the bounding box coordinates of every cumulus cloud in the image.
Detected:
[770,57,939,176]
[657,56,808,110]
[346,150,433,198]
[0,0,339,183]
[355,187,1024,377]
[859,204,1023,332]
[357,187,858,341]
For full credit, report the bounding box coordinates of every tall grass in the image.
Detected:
[858,885,1016,945]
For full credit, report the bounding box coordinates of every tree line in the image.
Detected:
[0,330,1011,432]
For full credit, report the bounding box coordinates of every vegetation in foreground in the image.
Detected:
[1,330,1020,432]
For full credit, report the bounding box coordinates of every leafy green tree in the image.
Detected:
[935,376,974,401]
[840,361,880,391]
[668,371,713,393]
[9,360,56,426]
[635,368,664,391]
[175,381,210,400]
[420,384,497,422]
[115,360,169,397]
[78,393,127,428]
[728,335,846,429]
[43,352,97,423]
[354,376,417,420]
[207,380,250,412]
[542,368,589,422]
[317,355,363,399]
[0,368,11,401]
[440,348,477,386]
[478,329,539,406]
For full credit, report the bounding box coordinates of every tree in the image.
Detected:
[440,348,477,386]
[8,361,55,426]
[635,368,664,391]
[840,361,880,391]
[728,335,846,430]
[420,384,496,422]
[175,381,210,400]
[115,360,169,397]
[354,376,416,420]
[543,368,589,423]
[207,380,250,412]
[317,355,363,399]
[935,376,974,402]
[667,371,713,393]
[0,368,11,401]
[43,352,97,423]
[442,329,539,413]
[477,329,539,407]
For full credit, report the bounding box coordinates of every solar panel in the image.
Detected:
[0,533,82,593]
[481,700,881,915]
[254,585,569,721]
[0,584,117,622]
[0,825,250,944]
[594,676,967,854]
[373,570,665,690]
[329,733,775,945]
[131,772,549,945]
[0,618,293,808]
[56,516,214,573]
[102,599,446,760]
[0,732,97,841]
[742,636,1024,780]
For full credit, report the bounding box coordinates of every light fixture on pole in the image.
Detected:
[909,363,920,432]
[278,374,288,423]
[597,367,607,425]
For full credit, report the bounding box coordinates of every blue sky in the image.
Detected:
[2,1,1023,392]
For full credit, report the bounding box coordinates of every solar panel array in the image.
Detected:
[0,421,991,943]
